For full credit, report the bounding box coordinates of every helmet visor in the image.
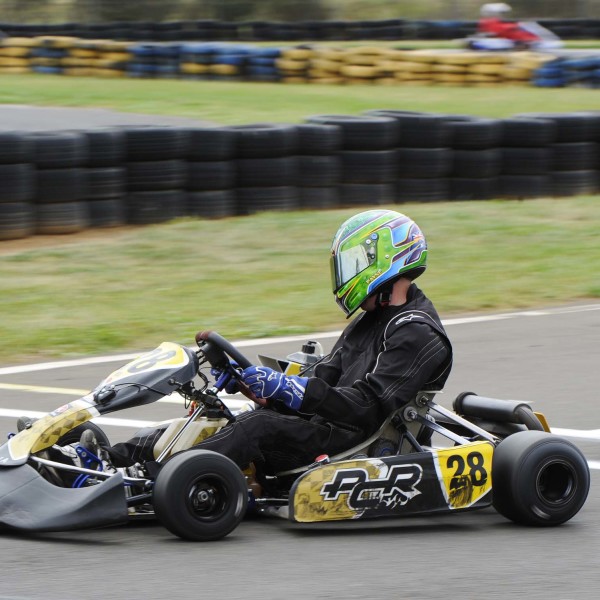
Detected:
[331,239,376,292]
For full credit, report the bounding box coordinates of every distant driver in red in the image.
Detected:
[473,3,563,50]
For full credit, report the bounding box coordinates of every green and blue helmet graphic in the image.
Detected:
[330,210,427,316]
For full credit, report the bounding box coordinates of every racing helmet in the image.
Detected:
[480,3,512,17]
[330,209,427,317]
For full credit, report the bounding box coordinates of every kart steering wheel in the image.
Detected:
[195,331,264,405]
[195,330,252,370]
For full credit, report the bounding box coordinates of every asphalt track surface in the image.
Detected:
[0,105,215,131]
[0,303,598,600]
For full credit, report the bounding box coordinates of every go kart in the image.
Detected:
[0,331,591,541]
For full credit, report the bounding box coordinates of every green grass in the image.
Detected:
[1,197,599,364]
[0,73,600,125]
[0,70,599,363]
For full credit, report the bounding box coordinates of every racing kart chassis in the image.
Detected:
[0,332,590,540]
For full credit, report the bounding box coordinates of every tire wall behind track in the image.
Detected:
[0,110,598,240]
[1,36,599,88]
[0,18,598,43]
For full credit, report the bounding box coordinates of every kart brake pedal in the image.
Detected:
[75,444,103,471]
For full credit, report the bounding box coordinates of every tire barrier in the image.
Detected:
[532,55,600,88]
[0,19,598,43]
[125,127,189,224]
[2,36,596,87]
[232,124,300,215]
[0,110,598,241]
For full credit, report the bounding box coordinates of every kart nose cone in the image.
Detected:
[0,464,128,532]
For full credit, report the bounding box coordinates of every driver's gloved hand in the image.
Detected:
[241,366,308,411]
[210,365,240,394]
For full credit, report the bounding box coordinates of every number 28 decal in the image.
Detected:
[437,443,493,508]
[447,451,488,487]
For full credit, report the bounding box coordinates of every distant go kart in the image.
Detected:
[0,331,590,540]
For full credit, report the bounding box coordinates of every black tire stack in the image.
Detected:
[295,123,342,209]
[32,131,90,235]
[0,132,35,240]
[125,127,189,225]
[306,115,398,206]
[445,116,503,201]
[186,127,237,219]
[84,129,127,227]
[498,117,556,199]
[515,112,599,197]
[232,124,299,215]
[365,110,452,203]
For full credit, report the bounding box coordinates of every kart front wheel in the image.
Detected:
[492,430,590,526]
[153,449,248,541]
[57,421,110,447]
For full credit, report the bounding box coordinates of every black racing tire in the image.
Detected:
[83,129,126,167]
[500,117,557,147]
[340,150,397,183]
[397,147,452,179]
[87,167,126,199]
[232,124,298,158]
[492,431,590,526]
[0,202,34,240]
[446,116,503,150]
[0,131,34,164]
[35,201,90,234]
[306,115,398,150]
[35,168,89,203]
[552,142,598,172]
[298,186,340,209]
[188,127,237,161]
[296,123,342,155]
[501,148,552,176]
[32,131,89,168]
[499,175,551,199]
[153,449,248,541]
[396,178,450,203]
[452,149,502,178]
[514,112,594,143]
[125,127,190,161]
[298,156,341,187]
[187,190,236,219]
[236,186,299,214]
[0,163,35,203]
[236,156,299,187]
[339,182,396,206]
[551,170,599,197]
[127,160,187,191]
[450,177,497,201]
[186,161,236,191]
[57,421,111,447]
[126,190,186,224]
[88,198,126,228]
[364,110,451,148]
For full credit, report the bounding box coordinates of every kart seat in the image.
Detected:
[276,390,437,477]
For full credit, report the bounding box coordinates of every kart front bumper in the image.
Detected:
[0,463,128,532]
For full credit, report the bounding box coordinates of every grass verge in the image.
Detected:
[0,197,599,364]
[0,73,600,125]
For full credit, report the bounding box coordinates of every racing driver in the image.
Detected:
[102,209,453,476]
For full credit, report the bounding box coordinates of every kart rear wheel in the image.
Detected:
[153,449,248,541]
[492,431,590,526]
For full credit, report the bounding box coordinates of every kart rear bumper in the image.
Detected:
[0,463,128,532]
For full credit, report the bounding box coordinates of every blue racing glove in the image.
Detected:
[241,366,308,411]
[210,365,240,394]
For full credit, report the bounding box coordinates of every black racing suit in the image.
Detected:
[107,284,452,474]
